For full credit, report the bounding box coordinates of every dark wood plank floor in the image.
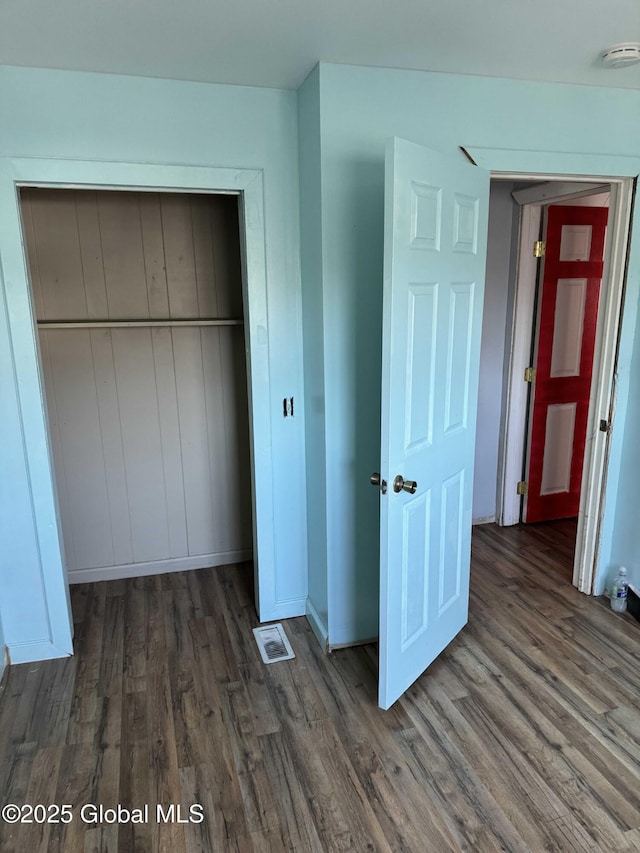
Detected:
[1,521,639,852]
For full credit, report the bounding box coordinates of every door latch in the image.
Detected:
[370,472,387,494]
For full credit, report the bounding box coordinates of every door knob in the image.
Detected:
[370,472,387,494]
[393,475,417,494]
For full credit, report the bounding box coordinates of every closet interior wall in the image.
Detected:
[21,188,252,583]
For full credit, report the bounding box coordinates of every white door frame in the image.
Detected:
[495,172,634,595]
[498,202,542,527]
[0,157,276,660]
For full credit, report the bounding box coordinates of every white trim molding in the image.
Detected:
[67,551,254,585]
[305,598,329,650]
[498,204,541,527]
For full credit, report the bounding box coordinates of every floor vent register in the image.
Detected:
[252,623,296,664]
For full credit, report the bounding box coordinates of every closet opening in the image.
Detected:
[20,188,254,592]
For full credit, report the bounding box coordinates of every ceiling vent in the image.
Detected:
[601,43,640,68]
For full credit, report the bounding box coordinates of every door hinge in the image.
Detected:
[517,481,528,496]
[599,418,611,434]
[524,366,536,383]
[533,240,546,258]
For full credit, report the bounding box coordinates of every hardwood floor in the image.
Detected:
[1,521,639,851]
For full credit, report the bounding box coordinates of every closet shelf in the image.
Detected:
[36,318,244,329]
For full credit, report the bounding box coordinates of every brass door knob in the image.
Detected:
[393,475,417,494]
[370,472,387,494]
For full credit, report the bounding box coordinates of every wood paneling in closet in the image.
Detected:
[21,188,252,579]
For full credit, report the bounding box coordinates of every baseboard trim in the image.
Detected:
[8,639,72,665]
[258,597,307,623]
[472,515,496,526]
[0,646,8,687]
[68,550,253,584]
[305,598,329,651]
[328,636,377,652]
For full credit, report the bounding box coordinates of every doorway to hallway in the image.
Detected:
[474,175,632,595]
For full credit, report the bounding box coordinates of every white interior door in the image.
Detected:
[378,138,490,709]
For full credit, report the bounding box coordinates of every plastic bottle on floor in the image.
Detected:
[610,567,628,613]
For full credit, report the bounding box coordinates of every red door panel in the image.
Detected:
[524,205,607,524]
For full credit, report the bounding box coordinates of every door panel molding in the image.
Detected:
[524,205,607,524]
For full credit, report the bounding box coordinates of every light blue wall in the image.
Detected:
[0,65,308,661]
[298,66,329,641]
[474,182,519,522]
[300,62,640,643]
[596,286,640,595]
[2,61,639,662]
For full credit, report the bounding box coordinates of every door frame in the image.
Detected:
[0,156,276,659]
[498,201,542,527]
[493,171,634,594]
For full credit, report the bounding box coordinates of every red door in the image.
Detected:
[524,205,608,524]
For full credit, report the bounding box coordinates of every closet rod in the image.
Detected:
[36,319,244,330]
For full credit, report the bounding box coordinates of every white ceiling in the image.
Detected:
[1,0,639,91]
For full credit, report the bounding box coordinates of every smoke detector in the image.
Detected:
[601,43,640,68]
